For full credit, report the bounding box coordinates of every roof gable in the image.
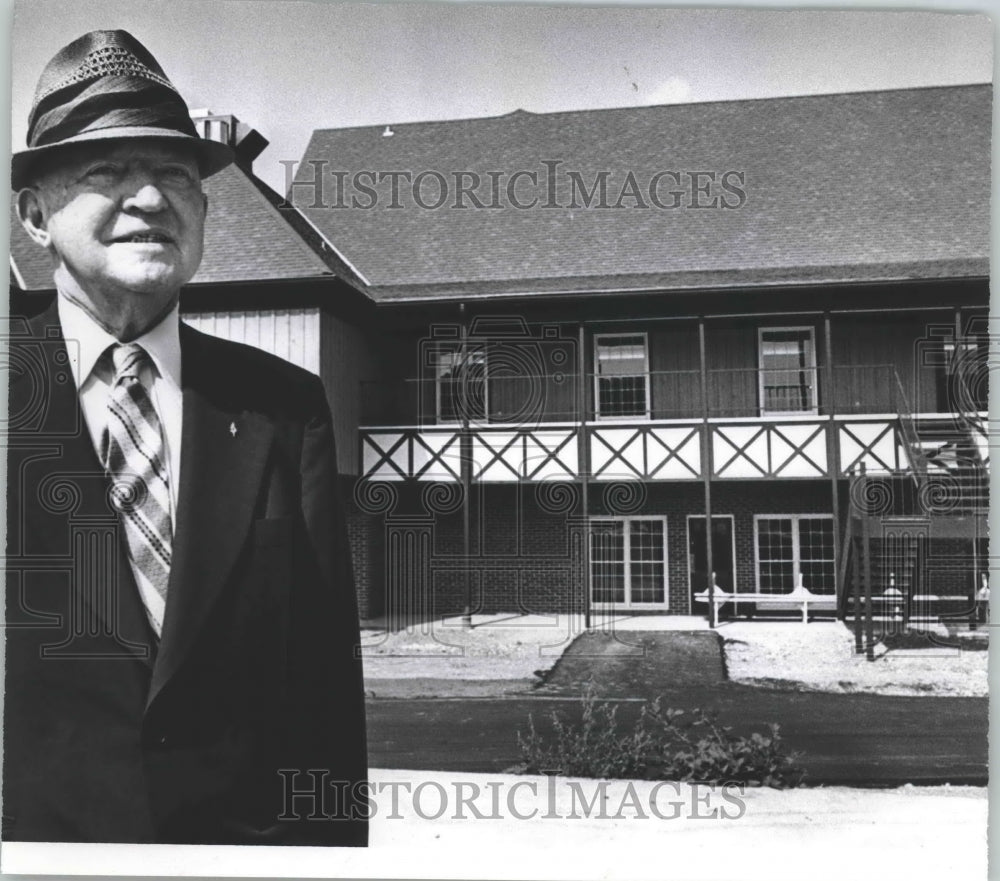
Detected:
[297,84,991,300]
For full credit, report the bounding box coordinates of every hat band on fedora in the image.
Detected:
[30,77,197,148]
[34,44,174,105]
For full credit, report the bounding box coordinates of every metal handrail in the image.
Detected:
[891,367,926,486]
[837,498,856,619]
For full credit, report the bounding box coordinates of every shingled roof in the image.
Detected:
[10,163,339,291]
[296,84,991,302]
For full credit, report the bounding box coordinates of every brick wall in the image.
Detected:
[863,535,982,602]
[923,537,982,599]
[346,479,842,618]
[345,509,383,620]
[423,484,588,616]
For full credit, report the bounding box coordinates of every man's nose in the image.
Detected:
[121,173,168,212]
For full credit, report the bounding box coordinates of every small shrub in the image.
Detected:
[518,688,653,779]
[518,684,804,788]
[640,700,804,788]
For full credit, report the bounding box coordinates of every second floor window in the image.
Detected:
[758,327,817,414]
[595,333,649,419]
[436,346,487,423]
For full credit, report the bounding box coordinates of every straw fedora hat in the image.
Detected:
[12,29,233,190]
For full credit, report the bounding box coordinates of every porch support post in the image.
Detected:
[699,317,716,628]
[824,313,843,616]
[954,307,978,630]
[852,511,863,654]
[860,463,875,661]
[953,305,964,407]
[578,323,591,631]
[970,531,980,631]
[460,303,473,629]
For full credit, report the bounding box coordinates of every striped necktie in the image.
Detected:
[102,343,172,628]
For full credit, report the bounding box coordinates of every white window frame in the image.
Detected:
[589,515,668,610]
[752,514,835,594]
[685,514,737,592]
[435,345,488,425]
[593,332,651,420]
[757,326,818,416]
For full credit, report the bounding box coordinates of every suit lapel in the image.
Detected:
[9,302,154,663]
[147,324,275,710]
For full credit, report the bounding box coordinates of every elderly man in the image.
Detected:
[5,30,367,845]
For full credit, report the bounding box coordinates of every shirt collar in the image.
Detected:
[56,293,182,391]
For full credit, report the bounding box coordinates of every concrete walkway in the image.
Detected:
[536,630,726,695]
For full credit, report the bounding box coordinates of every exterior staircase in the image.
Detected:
[842,408,989,658]
[911,416,990,516]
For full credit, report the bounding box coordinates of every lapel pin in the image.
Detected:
[230,422,238,437]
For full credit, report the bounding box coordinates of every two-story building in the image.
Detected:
[291,83,990,629]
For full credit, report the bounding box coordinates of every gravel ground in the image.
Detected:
[720,621,989,697]
[360,613,581,682]
[361,614,989,698]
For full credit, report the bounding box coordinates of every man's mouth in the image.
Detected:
[114,233,173,244]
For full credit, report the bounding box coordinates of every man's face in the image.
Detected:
[25,139,208,308]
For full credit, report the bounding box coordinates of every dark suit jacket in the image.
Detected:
[3,298,368,845]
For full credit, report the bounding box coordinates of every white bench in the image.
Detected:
[693,585,837,624]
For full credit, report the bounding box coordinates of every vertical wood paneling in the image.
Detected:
[287,310,299,366]
[831,315,939,413]
[304,312,320,374]
[183,308,321,376]
[540,324,578,422]
[705,325,756,416]
[275,310,290,364]
[292,311,304,369]
[650,325,700,419]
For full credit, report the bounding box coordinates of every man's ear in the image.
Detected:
[16,187,51,248]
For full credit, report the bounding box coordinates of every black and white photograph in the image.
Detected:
[2,1,992,878]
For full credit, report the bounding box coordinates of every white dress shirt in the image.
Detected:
[58,293,183,635]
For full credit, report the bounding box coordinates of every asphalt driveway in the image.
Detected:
[366,630,987,785]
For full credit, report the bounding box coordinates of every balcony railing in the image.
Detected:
[360,364,911,427]
[358,361,989,485]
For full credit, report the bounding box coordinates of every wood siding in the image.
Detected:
[831,314,940,413]
[183,308,321,374]
[649,324,701,419]
[705,324,759,417]
[363,310,983,425]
